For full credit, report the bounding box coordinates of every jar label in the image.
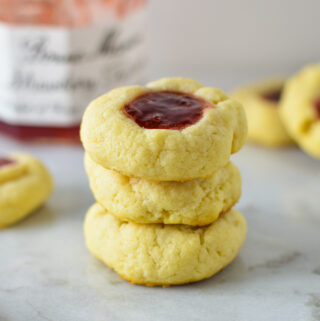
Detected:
[0,9,147,126]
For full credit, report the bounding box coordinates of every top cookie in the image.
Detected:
[81,77,247,181]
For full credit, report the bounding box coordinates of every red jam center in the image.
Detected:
[123,91,211,130]
[261,88,282,103]
[313,97,320,119]
[0,158,15,168]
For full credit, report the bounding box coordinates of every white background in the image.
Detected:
[148,0,319,85]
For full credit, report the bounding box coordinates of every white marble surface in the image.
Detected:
[0,135,320,321]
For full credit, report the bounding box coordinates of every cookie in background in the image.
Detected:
[231,78,293,147]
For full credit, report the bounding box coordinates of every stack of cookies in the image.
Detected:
[81,77,248,286]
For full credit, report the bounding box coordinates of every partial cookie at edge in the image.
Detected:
[280,64,320,158]
[0,153,54,227]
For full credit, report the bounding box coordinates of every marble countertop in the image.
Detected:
[0,136,320,321]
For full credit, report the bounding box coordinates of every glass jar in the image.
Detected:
[0,0,148,142]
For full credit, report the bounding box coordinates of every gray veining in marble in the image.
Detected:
[0,135,320,321]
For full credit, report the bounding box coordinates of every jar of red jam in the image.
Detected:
[0,0,148,142]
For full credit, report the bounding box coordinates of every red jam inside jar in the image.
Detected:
[0,122,80,142]
[261,88,282,103]
[0,157,15,168]
[123,91,212,130]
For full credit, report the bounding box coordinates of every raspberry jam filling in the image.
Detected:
[261,88,282,103]
[0,158,15,168]
[123,91,212,130]
[313,97,320,119]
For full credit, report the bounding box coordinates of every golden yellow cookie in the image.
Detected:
[280,63,320,158]
[0,153,54,227]
[81,77,247,181]
[84,153,241,225]
[84,203,247,286]
[231,78,292,147]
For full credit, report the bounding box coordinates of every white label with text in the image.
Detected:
[0,10,147,126]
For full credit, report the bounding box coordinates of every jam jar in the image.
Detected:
[0,0,148,141]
